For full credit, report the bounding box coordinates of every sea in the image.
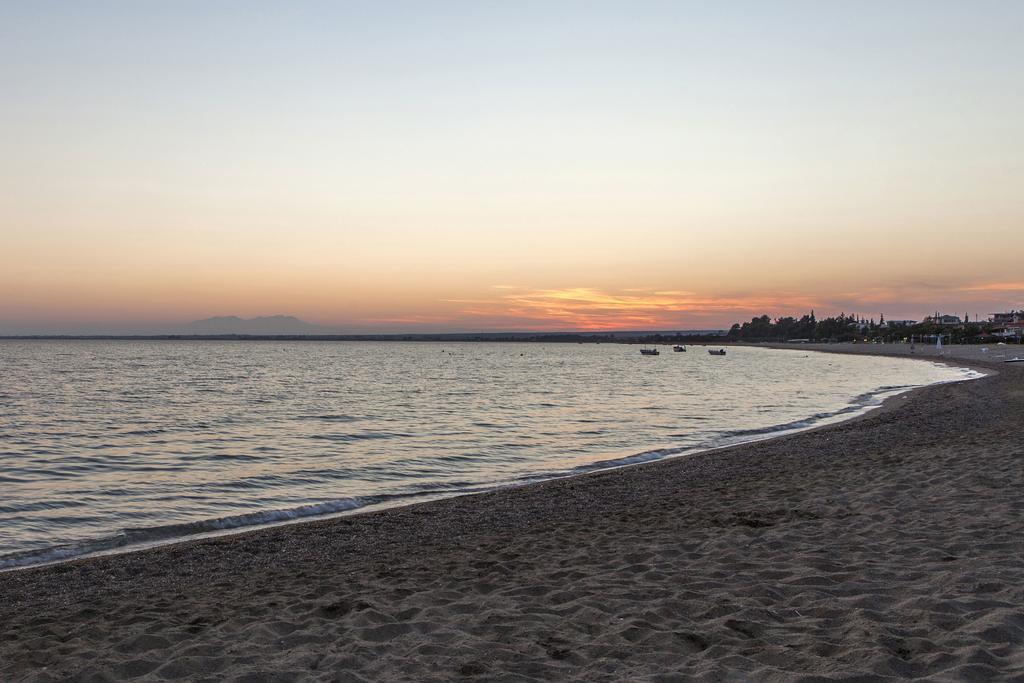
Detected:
[0,340,979,569]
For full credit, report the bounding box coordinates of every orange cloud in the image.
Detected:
[443,287,820,330]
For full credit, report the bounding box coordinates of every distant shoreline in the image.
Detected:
[0,332,729,342]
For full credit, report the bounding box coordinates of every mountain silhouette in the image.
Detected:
[184,315,326,335]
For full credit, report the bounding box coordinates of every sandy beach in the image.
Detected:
[2,344,1022,681]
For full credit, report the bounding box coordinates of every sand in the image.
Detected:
[1,343,1022,681]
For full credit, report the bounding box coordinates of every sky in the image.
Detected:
[2,1,1023,333]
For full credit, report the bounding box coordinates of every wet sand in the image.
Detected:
[2,344,1022,681]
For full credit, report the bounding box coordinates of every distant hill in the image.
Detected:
[184,315,326,335]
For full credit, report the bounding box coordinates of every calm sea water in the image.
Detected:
[0,341,976,568]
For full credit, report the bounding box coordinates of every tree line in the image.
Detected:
[722,312,998,344]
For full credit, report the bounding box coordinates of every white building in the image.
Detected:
[924,314,961,326]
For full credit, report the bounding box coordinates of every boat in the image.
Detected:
[640,347,660,356]
[673,345,686,352]
[708,348,727,356]
[1005,357,1024,363]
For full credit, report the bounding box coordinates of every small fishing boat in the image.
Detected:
[640,347,660,356]
[1005,357,1024,363]
[673,345,686,352]
[708,348,727,356]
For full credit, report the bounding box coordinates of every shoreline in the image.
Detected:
[0,347,980,574]
[3,344,1022,680]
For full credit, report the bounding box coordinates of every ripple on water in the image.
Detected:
[0,340,977,567]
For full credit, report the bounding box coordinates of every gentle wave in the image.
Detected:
[0,373,970,572]
[567,382,918,473]
[0,484,510,570]
[0,342,981,571]
[0,498,370,570]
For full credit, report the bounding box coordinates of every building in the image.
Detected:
[924,314,962,326]
[991,311,1023,324]
[884,319,917,328]
[994,321,1024,339]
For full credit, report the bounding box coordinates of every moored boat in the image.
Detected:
[708,348,727,356]
[673,345,686,352]
[640,347,660,356]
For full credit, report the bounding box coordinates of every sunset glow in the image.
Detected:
[2,2,1022,333]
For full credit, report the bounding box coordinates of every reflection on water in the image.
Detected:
[0,341,973,567]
